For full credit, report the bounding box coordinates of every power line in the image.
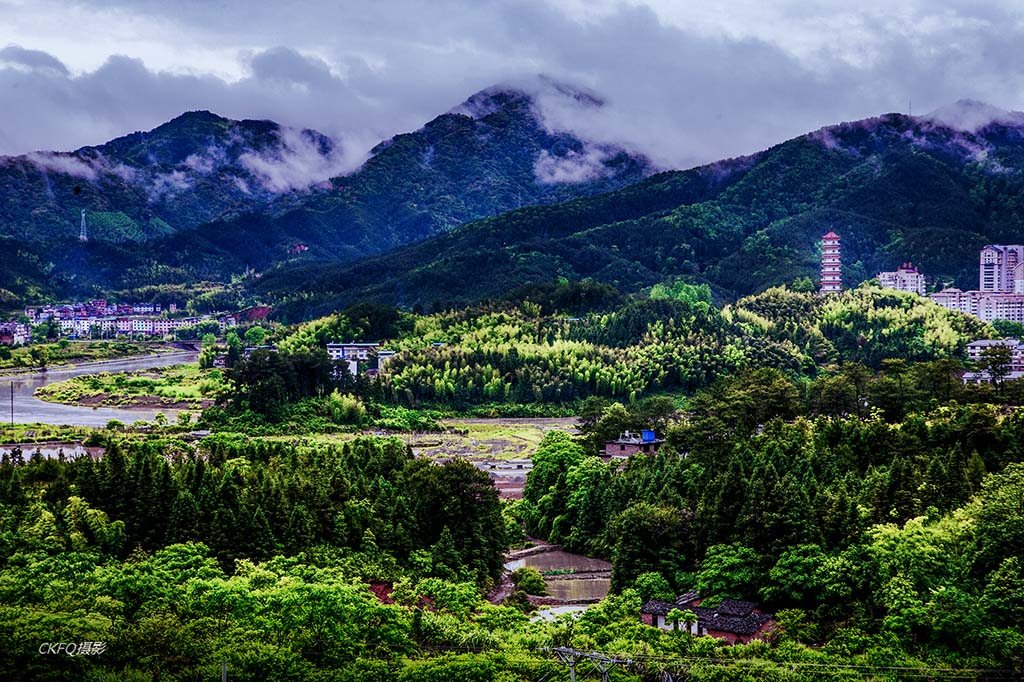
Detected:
[533,646,1019,681]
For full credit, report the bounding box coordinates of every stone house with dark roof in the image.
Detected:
[640,592,775,645]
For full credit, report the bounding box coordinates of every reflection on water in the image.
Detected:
[0,445,93,458]
[531,606,587,622]
[505,549,612,603]
[545,578,611,601]
[505,550,611,573]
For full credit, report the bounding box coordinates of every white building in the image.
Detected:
[326,342,378,361]
[930,289,1024,323]
[131,318,154,334]
[878,263,926,295]
[979,245,1024,292]
[376,349,397,369]
[930,288,971,314]
[966,339,1024,370]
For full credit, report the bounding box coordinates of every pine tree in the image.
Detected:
[430,526,461,580]
[168,490,201,543]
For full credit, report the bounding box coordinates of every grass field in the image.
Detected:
[259,416,576,460]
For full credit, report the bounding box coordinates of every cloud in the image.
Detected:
[2,0,1024,173]
[24,149,138,185]
[0,44,68,74]
[239,127,365,192]
[24,152,100,180]
[151,169,191,197]
[921,99,1024,133]
[183,149,219,174]
[249,47,337,89]
[534,146,616,184]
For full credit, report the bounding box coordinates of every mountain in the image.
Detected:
[141,83,653,265]
[0,80,653,301]
[254,100,1024,317]
[0,110,340,243]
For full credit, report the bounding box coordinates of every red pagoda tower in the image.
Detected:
[820,231,842,294]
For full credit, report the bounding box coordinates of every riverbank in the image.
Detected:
[2,351,198,426]
[0,341,184,377]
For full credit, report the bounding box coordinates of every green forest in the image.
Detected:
[253,113,1024,318]
[3,382,1024,679]
[209,284,992,432]
[3,278,1024,680]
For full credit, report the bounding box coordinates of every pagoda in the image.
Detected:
[820,231,842,294]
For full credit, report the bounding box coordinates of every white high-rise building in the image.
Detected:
[979,245,1024,292]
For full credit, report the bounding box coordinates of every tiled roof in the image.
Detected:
[674,591,700,606]
[641,595,774,636]
[716,599,758,617]
[641,599,676,616]
[694,605,772,635]
[967,338,1020,347]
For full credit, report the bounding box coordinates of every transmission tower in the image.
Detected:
[79,209,88,242]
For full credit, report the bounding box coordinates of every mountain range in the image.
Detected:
[0,80,652,300]
[3,91,1024,314]
[252,99,1024,317]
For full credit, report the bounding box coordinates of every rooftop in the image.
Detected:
[967,338,1020,347]
[641,597,774,635]
[607,430,664,445]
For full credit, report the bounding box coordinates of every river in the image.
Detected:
[0,352,198,427]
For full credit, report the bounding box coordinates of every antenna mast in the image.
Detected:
[79,209,88,242]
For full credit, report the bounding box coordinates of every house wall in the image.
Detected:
[603,442,661,458]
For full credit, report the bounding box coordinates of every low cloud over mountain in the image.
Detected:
[4,1,1024,170]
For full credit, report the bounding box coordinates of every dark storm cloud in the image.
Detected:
[2,0,1024,169]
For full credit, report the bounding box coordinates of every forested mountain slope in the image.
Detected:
[256,101,1024,316]
[0,82,651,301]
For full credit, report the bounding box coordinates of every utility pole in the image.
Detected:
[9,382,13,426]
[79,209,88,242]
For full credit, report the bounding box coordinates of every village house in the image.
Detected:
[243,345,276,360]
[603,430,664,459]
[376,349,397,368]
[0,323,29,346]
[327,342,381,375]
[326,342,379,361]
[641,592,775,645]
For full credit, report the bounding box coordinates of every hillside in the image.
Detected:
[0,82,651,302]
[255,101,1024,317]
[0,110,334,243]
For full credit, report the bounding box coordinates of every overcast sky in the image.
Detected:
[1,0,1023,170]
